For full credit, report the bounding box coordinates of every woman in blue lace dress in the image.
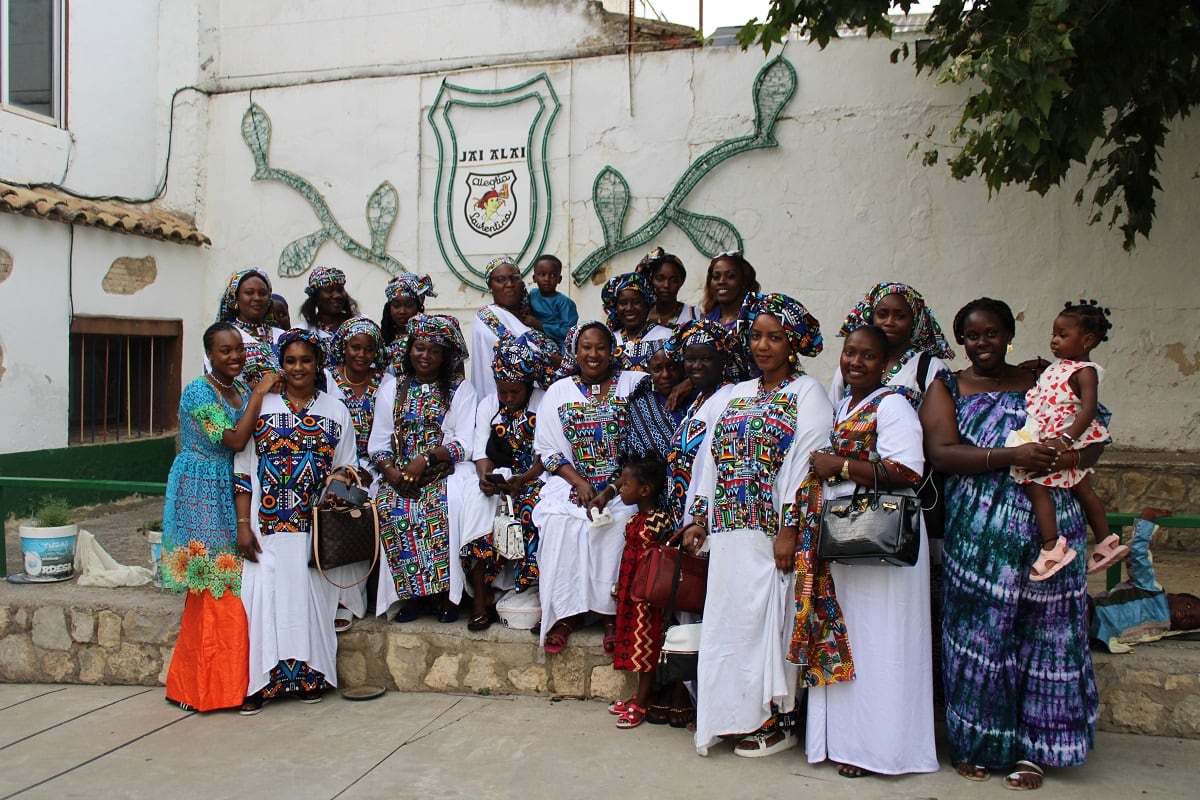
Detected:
[162,322,277,712]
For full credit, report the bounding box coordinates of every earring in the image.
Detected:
[788,352,798,366]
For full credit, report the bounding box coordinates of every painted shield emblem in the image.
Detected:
[428,73,560,291]
[464,171,517,238]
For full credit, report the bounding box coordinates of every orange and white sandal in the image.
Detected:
[1030,536,1077,582]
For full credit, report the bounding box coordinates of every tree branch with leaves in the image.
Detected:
[739,1,1200,250]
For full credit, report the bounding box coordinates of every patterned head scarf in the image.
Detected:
[559,320,619,378]
[276,328,328,391]
[665,318,741,383]
[739,292,823,358]
[635,246,686,281]
[402,313,468,380]
[305,266,346,297]
[484,256,518,283]
[385,274,437,304]
[601,272,657,331]
[327,317,384,368]
[493,331,557,388]
[838,282,955,360]
[216,267,274,323]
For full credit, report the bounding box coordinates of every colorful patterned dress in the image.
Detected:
[531,370,648,643]
[614,322,672,372]
[457,390,544,600]
[612,509,673,672]
[802,389,938,775]
[369,376,476,608]
[940,374,1097,769]
[234,392,357,698]
[665,385,732,528]
[162,377,250,711]
[689,373,833,756]
[229,320,285,383]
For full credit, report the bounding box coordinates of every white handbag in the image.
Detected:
[492,494,525,561]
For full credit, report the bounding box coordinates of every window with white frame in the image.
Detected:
[0,0,64,124]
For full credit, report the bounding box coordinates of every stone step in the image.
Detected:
[2,590,1198,738]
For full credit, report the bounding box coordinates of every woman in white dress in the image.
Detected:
[802,325,938,777]
[601,271,672,372]
[682,293,834,758]
[370,314,477,622]
[471,256,540,398]
[322,317,395,630]
[532,321,649,653]
[234,329,358,714]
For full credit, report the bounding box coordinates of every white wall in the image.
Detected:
[201,31,1200,450]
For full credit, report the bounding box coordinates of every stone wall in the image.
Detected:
[0,597,635,701]
[1092,449,1200,548]
[1094,642,1200,738]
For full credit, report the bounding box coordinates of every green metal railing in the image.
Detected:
[1105,513,1200,589]
[0,477,167,576]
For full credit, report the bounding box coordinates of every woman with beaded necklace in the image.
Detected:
[213,268,286,383]
[602,272,672,372]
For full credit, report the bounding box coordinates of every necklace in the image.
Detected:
[207,372,235,390]
[968,366,1003,383]
[284,391,315,414]
[339,368,370,389]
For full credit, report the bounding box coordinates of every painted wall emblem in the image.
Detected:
[465,170,518,237]
[429,73,559,291]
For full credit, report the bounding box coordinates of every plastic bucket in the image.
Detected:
[146,530,162,587]
[18,524,78,582]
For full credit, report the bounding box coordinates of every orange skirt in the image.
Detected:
[165,591,249,711]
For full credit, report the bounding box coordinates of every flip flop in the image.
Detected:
[1003,760,1044,791]
[467,607,500,632]
[836,764,873,778]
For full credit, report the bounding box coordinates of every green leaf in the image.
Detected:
[670,209,742,256]
[752,57,798,137]
[279,229,331,278]
[240,104,272,174]
[366,181,399,255]
[592,167,630,247]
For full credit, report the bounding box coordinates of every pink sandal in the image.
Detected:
[1087,534,1131,574]
[1030,536,1077,582]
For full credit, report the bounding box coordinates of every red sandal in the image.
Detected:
[544,621,574,654]
[615,702,647,729]
[608,696,637,715]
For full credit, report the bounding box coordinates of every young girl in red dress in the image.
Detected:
[607,453,672,729]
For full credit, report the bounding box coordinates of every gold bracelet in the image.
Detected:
[840,459,851,480]
[237,517,250,524]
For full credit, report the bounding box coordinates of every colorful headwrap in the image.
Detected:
[385,274,437,303]
[739,292,823,358]
[493,331,557,388]
[328,317,384,368]
[484,256,518,282]
[402,313,468,380]
[838,282,955,360]
[665,319,742,383]
[305,265,346,297]
[276,328,329,391]
[559,320,618,378]
[634,246,686,280]
[601,272,657,331]
[216,267,274,323]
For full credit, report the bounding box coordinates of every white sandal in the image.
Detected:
[334,607,354,633]
[733,728,797,758]
[1003,760,1044,791]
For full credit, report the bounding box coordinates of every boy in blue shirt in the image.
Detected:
[527,254,578,349]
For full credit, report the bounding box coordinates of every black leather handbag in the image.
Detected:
[310,467,380,586]
[817,459,921,567]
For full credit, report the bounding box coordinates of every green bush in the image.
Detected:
[33,497,75,528]
[141,518,163,533]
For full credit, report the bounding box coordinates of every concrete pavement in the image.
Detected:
[0,684,1196,799]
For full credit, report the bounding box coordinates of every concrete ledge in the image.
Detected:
[1093,640,1200,738]
[0,588,635,701]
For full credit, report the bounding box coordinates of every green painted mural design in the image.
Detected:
[573,55,797,286]
[241,104,408,279]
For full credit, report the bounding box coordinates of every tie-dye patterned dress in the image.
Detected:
[939,374,1097,769]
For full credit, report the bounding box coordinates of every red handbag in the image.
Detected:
[630,532,708,615]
